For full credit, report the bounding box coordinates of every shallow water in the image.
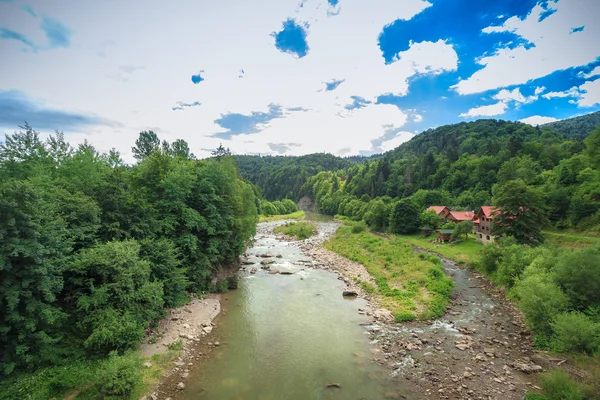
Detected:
[182,221,413,400]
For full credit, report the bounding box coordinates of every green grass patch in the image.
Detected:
[258,210,305,222]
[393,233,483,266]
[0,350,181,400]
[543,230,600,250]
[324,225,453,320]
[274,221,315,239]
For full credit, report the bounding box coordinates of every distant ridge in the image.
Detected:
[540,110,600,139]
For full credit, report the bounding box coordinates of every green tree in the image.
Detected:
[491,179,548,246]
[453,220,473,240]
[420,210,445,229]
[0,180,71,374]
[131,131,160,160]
[389,199,420,234]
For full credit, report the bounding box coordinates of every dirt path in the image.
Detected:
[298,222,546,399]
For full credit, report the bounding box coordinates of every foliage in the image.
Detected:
[539,370,585,400]
[554,247,600,311]
[453,220,473,240]
[389,199,420,234]
[420,210,445,229]
[274,222,315,239]
[492,179,549,245]
[551,312,600,355]
[0,127,258,375]
[541,110,600,140]
[97,352,142,399]
[324,225,453,320]
[258,210,305,222]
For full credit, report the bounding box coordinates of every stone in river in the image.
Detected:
[342,290,358,297]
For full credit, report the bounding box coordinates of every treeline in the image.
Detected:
[479,239,600,356]
[540,110,600,140]
[233,153,366,201]
[0,127,257,376]
[300,121,600,238]
[258,198,298,216]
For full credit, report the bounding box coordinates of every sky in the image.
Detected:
[0,0,599,161]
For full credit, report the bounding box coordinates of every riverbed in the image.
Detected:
[179,220,416,399]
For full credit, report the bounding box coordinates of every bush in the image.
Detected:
[214,279,229,293]
[274,222,315,239]
[394,311,416,322]
[351,222,367,233]
[513,275,569,335]
[97,353,142,399]
[552,312,600,354]
[539,370,584,400]
[554,248,600,311]
[525,393,550,400]
[227,275,239,290]
[389,199,420,234]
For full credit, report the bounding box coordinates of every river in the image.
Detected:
[180,220,415,400]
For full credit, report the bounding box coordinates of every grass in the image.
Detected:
[543,230,600,250]
[393,233,483,266]
[258,210,305,222]
[274,221,315,239]
[0,349,182,400]
[324,224,454,321]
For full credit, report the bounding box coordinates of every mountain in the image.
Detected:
[540,110,600,139]
[233,153,368,200]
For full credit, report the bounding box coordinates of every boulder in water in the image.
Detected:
[342,290,358,297]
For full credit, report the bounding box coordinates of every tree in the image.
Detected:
[131,131,160,160]
[0,180,71,374]
[420,210,445,229]
[584,127,600,168]
[212,143,231,158]
[170,139,194,159]
[491,179,548,246]
[389,199,420,234]
[453,220,473,240]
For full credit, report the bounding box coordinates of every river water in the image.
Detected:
[181,220,413,400]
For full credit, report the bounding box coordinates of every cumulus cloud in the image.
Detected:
[459,101,507,117]
[578,79,600,107]
[519,115,560,125]
[453,0,600,95]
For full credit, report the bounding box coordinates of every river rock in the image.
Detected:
[143,361,152,368]
[260,253,275,258]
[268,269,280,274]
[325,383,341,388]
[342,290,358,297]
[203,326,213,334]
[261,259,275,266]
[280,271,293,275]
[241,260,254,265]
[176,382,185,390]
[276,254,283,258]
[512,362,543,373]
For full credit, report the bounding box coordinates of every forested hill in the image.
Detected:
[233,153,367,200]
[540,110,600,139]
[299,118,600,232]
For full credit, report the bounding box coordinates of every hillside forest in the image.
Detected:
[0,127,258,377]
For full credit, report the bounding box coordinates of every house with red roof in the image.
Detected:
[474,206,500,244]
[447,210,475,223]
[426,206,451,219]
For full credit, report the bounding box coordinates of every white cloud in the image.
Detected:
[542,86,582,99]
[459,101,507,117]
[578,79,600,107]
[453,0,600,94]
[534,86,546,95]
[519,115,559,125]
[493,88,537,104]
[379,131,415,152]
[0,0,457,160]
[578,66,600,79]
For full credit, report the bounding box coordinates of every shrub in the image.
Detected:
[214,279,229,293]
[227,275,239,290]
[552,312,600,355]
[394,311,415,322]
[525,393,550,400]
[351,222,367,234]
[97,353,142,399]
[167,340,183,351]
[539,370,584,400]
[389,199,420,234]
[513,274,569,335]
[554,247,600,311]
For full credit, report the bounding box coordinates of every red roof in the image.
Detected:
[473,218,480,224]
[478,206,500,218]
[427,206,449,214]
[448,210,475,221]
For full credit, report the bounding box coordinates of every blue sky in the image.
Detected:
[0,0,598,159]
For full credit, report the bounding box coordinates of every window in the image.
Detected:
[486,235,490,240]
[479,234,482,238]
